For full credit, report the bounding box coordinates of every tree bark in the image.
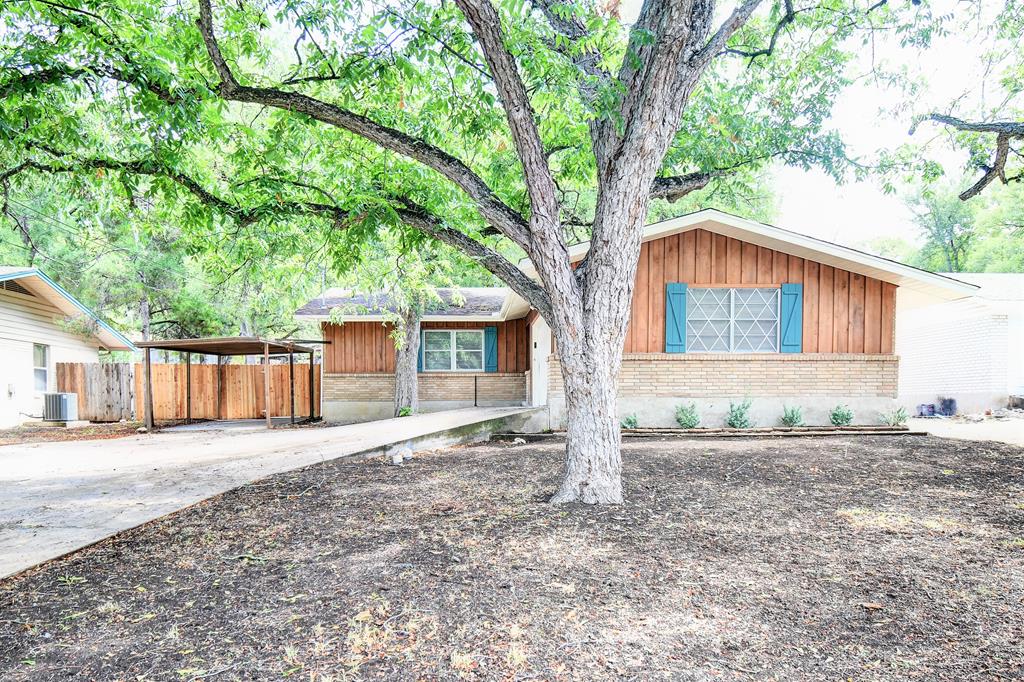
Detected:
[552,345,623,503]
[394,308,421,416]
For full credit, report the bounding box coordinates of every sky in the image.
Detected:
[617,0,999,249]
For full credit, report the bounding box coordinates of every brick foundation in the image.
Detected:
[322,372,528,422]
[544,353,900,429]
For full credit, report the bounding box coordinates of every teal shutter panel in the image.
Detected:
[417,330,423,372]
[665,283,687,353]
[780,283,803,353]
[484,326,498,372]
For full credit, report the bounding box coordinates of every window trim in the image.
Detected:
[421,329,485,372]
[686,287,781,353]
[33,343,49,393]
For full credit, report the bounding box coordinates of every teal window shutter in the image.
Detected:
[780,283,803,353]
[417,330,424,372]
[484,326,498,372]
[665,283,687,353]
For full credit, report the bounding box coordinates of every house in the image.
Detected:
[296,209,976,427]
[897,273,1024,413]
[0,267,135,428]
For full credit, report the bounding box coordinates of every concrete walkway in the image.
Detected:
[0,407,536,579]
[909,417,1024,448]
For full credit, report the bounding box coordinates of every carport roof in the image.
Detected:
[135,337,313,356]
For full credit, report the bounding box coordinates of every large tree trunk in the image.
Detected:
[551,343,623,503]
[546,181,654,504]
[393,308,421,416]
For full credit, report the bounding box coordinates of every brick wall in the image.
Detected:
[539,352,899,428]
[547,353,899,399]
[896,298,1010,411]
[323,373,527,403]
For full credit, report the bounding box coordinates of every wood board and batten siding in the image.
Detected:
[627,228,897,354]
[322,319,530,374]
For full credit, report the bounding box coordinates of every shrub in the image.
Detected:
[829,404,854,426]
[726,398,753,429]
[780,405,804,427]
[397,406,414,417]
[882,406,909,426]
[620,414,639,429]
[675,403,701,429]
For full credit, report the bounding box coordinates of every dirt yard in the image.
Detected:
[1,435,1022,680]
[0,422,143,447]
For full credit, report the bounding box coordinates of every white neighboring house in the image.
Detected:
[897,273,1024,413]
[0,266,135,428]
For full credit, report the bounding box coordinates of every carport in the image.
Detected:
[135,337,315,430]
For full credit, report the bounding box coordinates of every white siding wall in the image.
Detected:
[897,297,1010,413]
[0,288,100,427]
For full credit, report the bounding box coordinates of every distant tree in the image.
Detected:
[907,188,976,272]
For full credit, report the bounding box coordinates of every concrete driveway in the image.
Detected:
[0,407,535,579]
[909,417,1024,448]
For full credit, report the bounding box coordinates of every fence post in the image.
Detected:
[144,348,154,430]
[264,342,272,429]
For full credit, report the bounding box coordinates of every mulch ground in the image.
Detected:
[1,436,1022,681]
[0,422,143,447]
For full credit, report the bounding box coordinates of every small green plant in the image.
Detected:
[397,406,414,417]
[620,414,639,429]
[675,402,700,429]
[830,404,854,426]
[881,406,909,427]
[725,398,753,429]
[780,405,804,427]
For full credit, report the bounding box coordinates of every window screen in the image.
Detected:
[422,330,484,371]
[33,343,49,391]
[686,288,779,353]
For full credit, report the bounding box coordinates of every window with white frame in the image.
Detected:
[33,343,49,391]
[686,288,780,352]
[422,330,484,371]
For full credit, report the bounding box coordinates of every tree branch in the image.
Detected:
[396,201,553,320]
[454,0,559,224]
[194,0,532,251]
[649,171,717,201]
[723,0,798,63]
[920,114,1024,200]
[2,151,552,320]
[0,63,180,104]
[691,0,766,68]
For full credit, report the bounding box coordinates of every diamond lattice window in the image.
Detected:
[686,288,779,353]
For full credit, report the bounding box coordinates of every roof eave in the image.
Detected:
[2,268,136,351]
[516,208,979,301]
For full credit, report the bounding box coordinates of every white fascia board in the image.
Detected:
[517,208,979,301]
[3,269,136,350]
[295,313,512,323]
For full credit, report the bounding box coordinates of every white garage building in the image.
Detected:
[897,273,1024,413]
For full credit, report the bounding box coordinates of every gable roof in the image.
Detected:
[518,208,979,303]
[296,287,530,322]
[0,267,136,351]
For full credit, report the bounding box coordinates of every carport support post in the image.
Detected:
[185,351,191,424]
[308,351,315,420]
[289,351,295,424]
[144,347,154,430]
[263,342,272,429]
[216,355,223,420]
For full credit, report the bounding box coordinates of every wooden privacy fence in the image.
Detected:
[57,362,135,422]
[58,362,320,422]
[134,363,320,421]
